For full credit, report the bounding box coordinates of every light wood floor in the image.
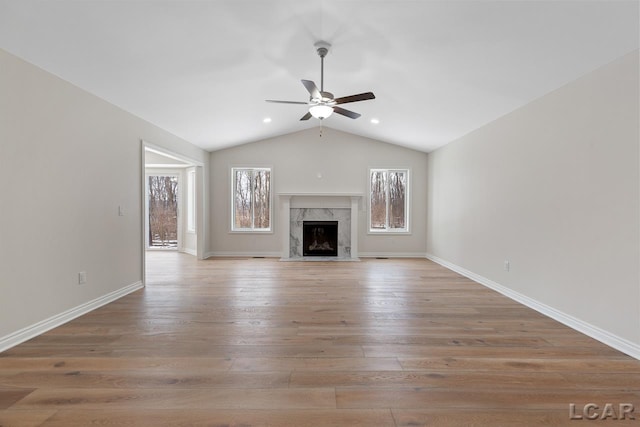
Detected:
[1,252,639,426]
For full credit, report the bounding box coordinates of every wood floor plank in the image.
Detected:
[38,409,396,427]
[0,371,291,389]
[0,252,638,426]
[392,409,639,427]
[13,388,337,410]
[0,357,234,372]
[0,388,36,410]
[229,357,403,372]
[0,409,57,427]
[336,387,640,410]
[363,344,628,359]
[292,370,567,389]
[3,344,364,359]
[398,356,640,373]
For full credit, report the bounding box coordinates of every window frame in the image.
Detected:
[368,168,410,234]
[230,167,273,233]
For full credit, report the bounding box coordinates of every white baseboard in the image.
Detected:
[0,281,144,353]
[204,251,282,259]
[204,252,426,260]
[359,252,427,258]
[181,248,197,256]
[426,253,640,360]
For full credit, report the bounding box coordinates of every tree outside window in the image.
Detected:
[370,169,408,232]
[232,168,271,231]
[148,175,179,247]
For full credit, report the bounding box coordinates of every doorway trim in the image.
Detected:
[141,140,207,287]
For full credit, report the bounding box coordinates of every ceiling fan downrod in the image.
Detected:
[314,41,331,93]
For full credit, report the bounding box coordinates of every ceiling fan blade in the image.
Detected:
[334,92,376,105]
[301,80,321,100]
[300,112,312,121]
[333,106,361,119]
[265,100,309,105]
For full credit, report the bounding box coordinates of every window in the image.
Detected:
[187,169,196,233]
[232,168,271,232]
[147,174,179,248]
[369,169,409,232]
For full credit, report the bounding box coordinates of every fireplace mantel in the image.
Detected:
[279,193,363,259]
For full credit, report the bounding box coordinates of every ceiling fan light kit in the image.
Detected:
[309,104,334,119]
[266,41,375,121]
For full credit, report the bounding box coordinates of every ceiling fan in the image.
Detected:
[266,41,375,121]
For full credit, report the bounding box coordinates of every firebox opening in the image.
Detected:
[303,221,338,257]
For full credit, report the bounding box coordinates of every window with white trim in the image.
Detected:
[232,167,271,232]
[369,169,409,232]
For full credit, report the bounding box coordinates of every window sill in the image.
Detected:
[229,230,274,235]
[367,230,411,236]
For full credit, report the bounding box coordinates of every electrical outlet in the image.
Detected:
[118,205,125,216]
[78,271,87,285]
[504,260,510,272]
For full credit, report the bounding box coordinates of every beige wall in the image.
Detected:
[209,128,428,257]
[427,51,640,352]
[0,49,208,344]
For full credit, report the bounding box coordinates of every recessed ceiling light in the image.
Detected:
[370,118,380,124]
[263,117,272,123]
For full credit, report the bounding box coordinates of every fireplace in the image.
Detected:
[303,221,338,257]
[280,193,361,260]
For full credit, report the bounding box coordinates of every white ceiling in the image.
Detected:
[1,1,637,153]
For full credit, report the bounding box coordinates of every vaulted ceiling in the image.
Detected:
[1,1,637,152]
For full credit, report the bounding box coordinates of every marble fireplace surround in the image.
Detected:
[279,193,362,260]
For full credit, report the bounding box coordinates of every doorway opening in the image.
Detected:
[142,142,205,287]
[147,174,179,249]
